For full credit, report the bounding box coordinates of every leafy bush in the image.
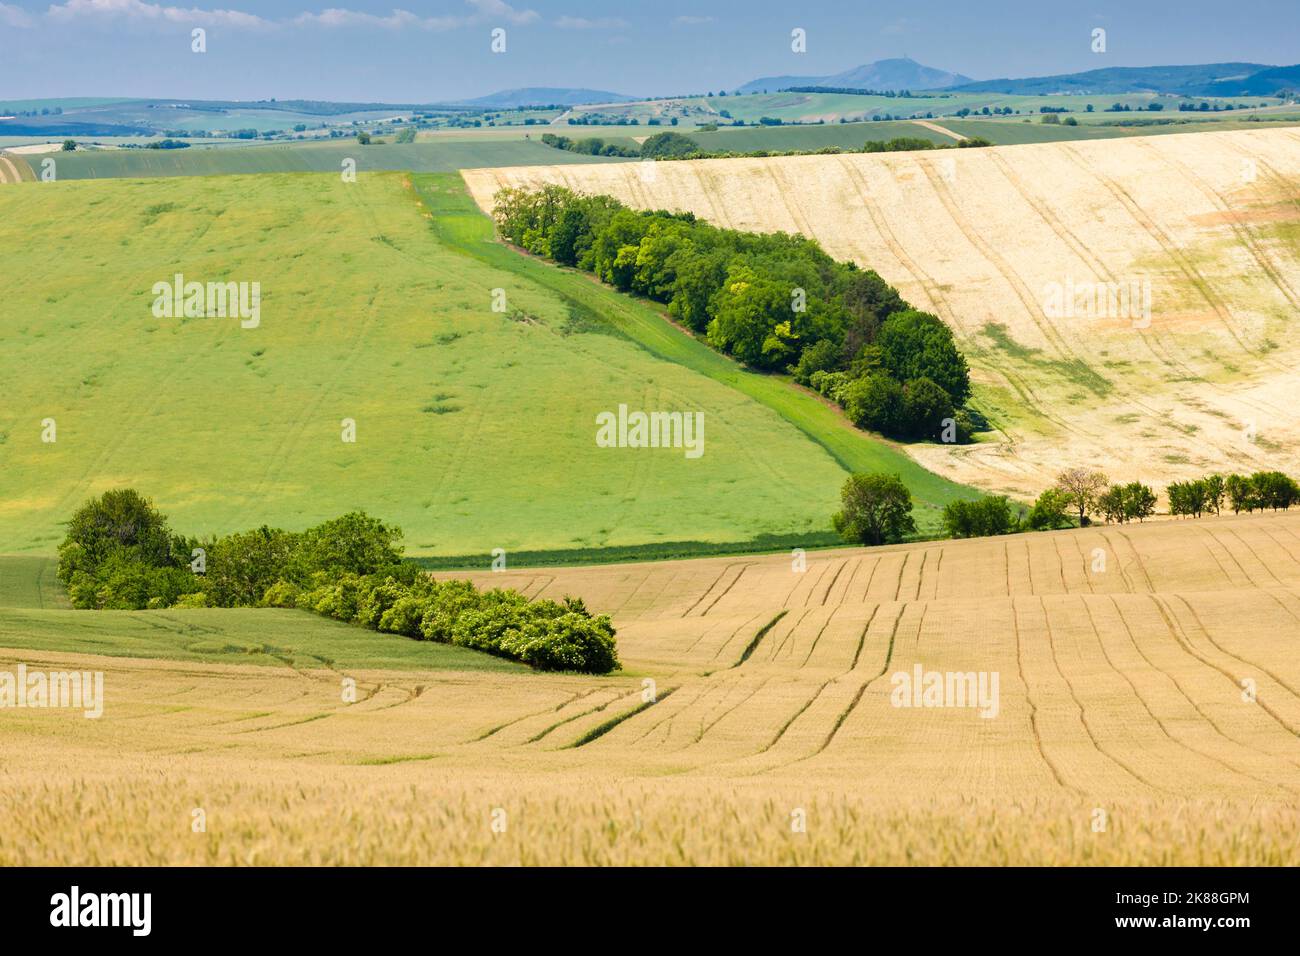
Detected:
[1027,488,1073,530]
[942,496,1020,538]
[499,610,619,673]
[832,473,916,546]
[639,131,700,159]
[900,376,955,441]
[204,526,301,608]
[58,489,185,586]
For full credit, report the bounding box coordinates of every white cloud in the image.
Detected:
[42,0,539,30]
[292,8,462,31]
[466,0,537,26]
[555,16,627,30]
[1,2,35,27]
[46,0,269,28]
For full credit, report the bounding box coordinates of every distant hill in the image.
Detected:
[0,118,151,137]
[735,58,972,94]
[456,88,638,108]
[949,62,1273,95]
[1199,64,1300,96]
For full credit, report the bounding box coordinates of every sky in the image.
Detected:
[0,0,1297,103]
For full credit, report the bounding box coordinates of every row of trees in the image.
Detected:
[493,185,973,444]
[834,467,1300,548]
[539,130,992,164]
[56,490,620,673]
[1169,471,1300,517]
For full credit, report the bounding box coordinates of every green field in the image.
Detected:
[683,121,955,151]
[31,138,633,180]
[556,110,1300,155]
[941,114,1300,143]
[567,89,1284,126]
[0,556,521,672]
[417,173,975,521]
[0,169,972,561]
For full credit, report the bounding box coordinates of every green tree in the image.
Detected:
[942,496,1019,538]
[1097,485,1127,523]
[639,131,700,159]
[841,372,904,435]
[57,488,183,583]
[1027,488,1073,530]
[877,309,971,404]
[1122,482,1158,522]
[706,265,800,368]
[832,473,917,546]
[1251,471,1299,511]
[204,526,301,607]
[294,511,404,578]
[1225,473,1257,513]
[899,376,954,440]
[1203,474,1226,515]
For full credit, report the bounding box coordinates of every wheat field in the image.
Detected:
[462,128,1300,500]
[3,512,1299,865]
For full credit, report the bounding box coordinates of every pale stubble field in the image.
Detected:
[3,512,1298,865]
[463,128,1300,501]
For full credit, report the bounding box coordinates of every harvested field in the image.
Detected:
[463,129,1300,500]
[4,512,1299,865]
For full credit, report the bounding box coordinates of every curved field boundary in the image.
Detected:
[420,172,978,523]
[462,128,1300,499]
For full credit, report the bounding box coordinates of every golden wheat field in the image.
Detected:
[2,512,1299,865]
[463,128,1300,500]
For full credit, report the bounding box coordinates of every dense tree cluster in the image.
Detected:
[56,490,620,673]
[494,185,973,444]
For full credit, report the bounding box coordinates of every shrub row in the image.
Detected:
[539,130,993,163]
[493,184,974,444]
[1169,471,1299,517]
[283,572,619,674]
[56,490,620,674]
[835,467,1300,549]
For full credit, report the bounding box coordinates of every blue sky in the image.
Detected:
[0,0,1297,102]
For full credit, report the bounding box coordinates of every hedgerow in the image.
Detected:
[493,184,975,445]
[56,491,620,674]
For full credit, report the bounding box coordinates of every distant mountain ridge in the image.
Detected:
[949,62,1279,95]
[735,58,972,94]
[454,88,638,108]
[1201,64,1300,96]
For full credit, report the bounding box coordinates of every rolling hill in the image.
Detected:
[736,57,972,94]
[463,127,1300,499]
[0,169,977,559]
[950,62,1274,95]
[5,510,1300,863]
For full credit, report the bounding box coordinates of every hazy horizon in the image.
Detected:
[0,0,1297,102]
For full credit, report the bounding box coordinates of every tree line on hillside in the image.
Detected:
[832,468,1300,547]
[494,185,975,444]
[539,130,992,163]
[55,490,620,673]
